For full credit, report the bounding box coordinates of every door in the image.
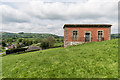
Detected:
[85,33,91,42]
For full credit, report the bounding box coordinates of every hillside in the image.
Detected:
[111,34,119,39]
[2,39,118,78]
[1,32,63,39]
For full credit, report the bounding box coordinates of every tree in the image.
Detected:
[40,36,55,49]
[22,39,33,46]
[34,38,43,44]
[2,41,6,47]
[17,38,23,42]
[18,32,24,34]
[40,40,49,49]
[6,38,13,43]
[15,43,25,48]
[47,36,55,47]
[16,43,21,48]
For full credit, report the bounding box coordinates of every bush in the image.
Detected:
[40,41,49,49]
[2,41,6,47]
[6,48,28,54]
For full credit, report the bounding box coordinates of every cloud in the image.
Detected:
[0,4,31,24]
[16,0,118,20]
[1,0,119,35]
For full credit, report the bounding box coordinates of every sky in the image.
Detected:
[0,0,119,36]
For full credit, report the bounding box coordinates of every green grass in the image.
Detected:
[2,39,118,78]
[1,49,6,52]
[54,42,63,47]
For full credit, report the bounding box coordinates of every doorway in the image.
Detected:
[85,32,91,42]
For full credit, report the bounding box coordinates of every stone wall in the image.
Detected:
[64,41,84,47]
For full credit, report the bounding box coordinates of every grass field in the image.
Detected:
[2,39,118,78]
[54,42,63,47]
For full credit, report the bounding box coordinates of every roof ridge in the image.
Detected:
[63,24,112,28]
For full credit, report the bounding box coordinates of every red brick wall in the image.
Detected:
[64,27,110,42]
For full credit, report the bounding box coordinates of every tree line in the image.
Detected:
[2,36,63,49]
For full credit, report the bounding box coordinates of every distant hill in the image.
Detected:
[0,32,64,39]
[111,34,119,39]
[0,32,118,39]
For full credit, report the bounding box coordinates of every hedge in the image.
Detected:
[6,48,28,54]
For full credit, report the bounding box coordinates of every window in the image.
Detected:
[65,29,67,40]
[73,30,78,39]
[98,31,103,39]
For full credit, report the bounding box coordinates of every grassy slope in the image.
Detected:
[2,39,118,78]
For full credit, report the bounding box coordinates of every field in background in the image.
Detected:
[2,39,118,78]
[1,32,64,54]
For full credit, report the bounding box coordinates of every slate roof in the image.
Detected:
[63,24,112,28]
[26,46,41,51]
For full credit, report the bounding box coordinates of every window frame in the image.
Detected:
[97,30,104,39]
[72,30,78,40]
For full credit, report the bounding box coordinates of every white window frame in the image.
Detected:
[97,30,104,39]
[72,30,78,40]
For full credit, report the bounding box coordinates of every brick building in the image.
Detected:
[63,24,112,47]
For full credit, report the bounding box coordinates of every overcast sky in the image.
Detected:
[0,0,119,36]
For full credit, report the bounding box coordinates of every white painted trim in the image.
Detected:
[97,30,104,39]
